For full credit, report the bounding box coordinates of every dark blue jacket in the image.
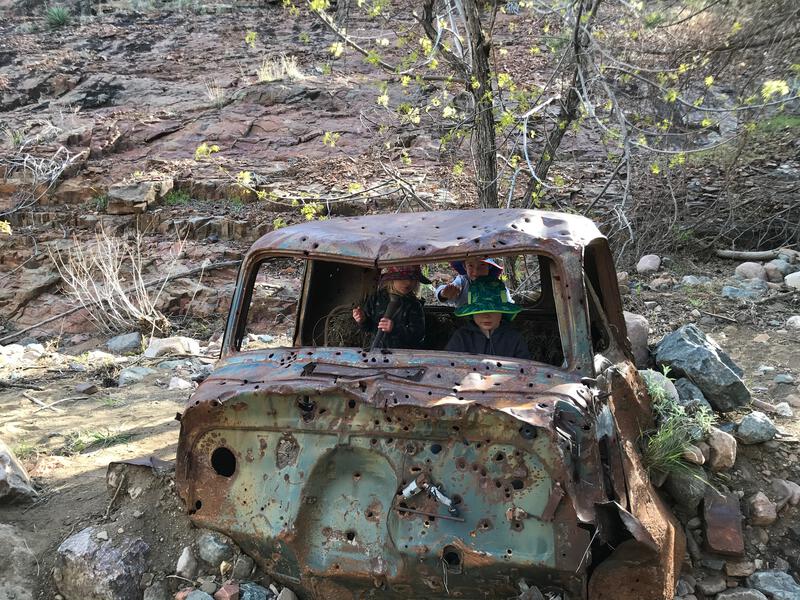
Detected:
[445,320,530,360]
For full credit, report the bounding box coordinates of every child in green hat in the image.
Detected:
[445,276,530,360]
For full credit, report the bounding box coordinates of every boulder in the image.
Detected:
[636,254,661,275]
[106,332,142,354]
[706,427,737,471]
[764,259,791,282]
[623,311,649,367]
[231,554,254,579]
[674,378,714,413]
[747,571,800,600]
[749,492,777,526]
[695,574,726,595]
[655,325,750,412]
[735,262,767,280]
[53,526,149,600]
[144,336,201,358]
[787,315,800,329]
[214,583,239,600]
[239,582,270,600]
[142,581,170,600]
[196,530,235,567]
[737,411,777,444]
[785,272,800,290]
[117,366,156,387]
[277,589,298,600]
[168,377,194,391]
[0,438,36,502]
[175,546,197,579]
[106,180,172,215]
[772,479,800,507]
[663,465,709,513]
[722,279,769,300]
[725,560,757,577]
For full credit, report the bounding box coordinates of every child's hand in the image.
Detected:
[378,318,394,333]
[440,283,462,300]
[352,307,365,324]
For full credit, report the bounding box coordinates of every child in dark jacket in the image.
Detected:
[445,276,530,360]
[352,265,429,349]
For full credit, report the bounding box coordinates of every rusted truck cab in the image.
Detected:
[176,209,684,599]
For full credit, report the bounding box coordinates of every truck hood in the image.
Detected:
[192,347,594,430]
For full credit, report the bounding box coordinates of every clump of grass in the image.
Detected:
[163,190,191,206]
[257,55,303,83]
[45,5,71,29]
[13,441,39,460]
[93,194,109,211]
[63,429,133,454]
[101,396,126,408]
[203,79,226,108]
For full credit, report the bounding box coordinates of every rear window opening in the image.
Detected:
[235,254,566,367]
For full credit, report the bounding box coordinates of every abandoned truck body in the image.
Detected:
[176,208,685,599]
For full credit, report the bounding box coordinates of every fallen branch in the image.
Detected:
[103,473,125,521]
[699,310,737,324]
[0,380,45,390]
[22,390,62,412]
[33,395,89,413]
[715,249,781,261]
[0,260,242,345]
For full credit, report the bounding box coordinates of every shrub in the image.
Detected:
[45,5,71,29]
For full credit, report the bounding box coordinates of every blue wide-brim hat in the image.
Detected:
[454,276,522,320]
[451,258,503,278]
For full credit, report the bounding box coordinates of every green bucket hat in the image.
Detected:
[454,276,521,320]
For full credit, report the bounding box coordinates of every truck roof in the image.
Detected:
[248,208,605,265]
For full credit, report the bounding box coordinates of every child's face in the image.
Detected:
[473,312,502,333]
[465,259,491,280]
[391,279,416,295]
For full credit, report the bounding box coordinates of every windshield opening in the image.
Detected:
[235,254,566,367]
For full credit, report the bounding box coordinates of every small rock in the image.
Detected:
[749,492,777,526]
[735,262,767,280]
[96,530,109,541]
[176,546,197,579]
[0,438,37,502]
[773,557,790,572]
[786,315,800,329]
[623,311,650,368]
[239,582,270,600]
[707,427,737,471]
[675,578,694,595]
[772,479,800,507]
[144,581,171,600]
[107,332,143,355]
[186,592,214,600]
[764,260,789,283]
[214,583,239,600]
[118,366,156,387]
[785,271,800,290]
[650,275,675,290]
[682,444,705,465]
[715,590,768,600]
[774,373,795,384]
[144,336,201,358]
[674,378,714,413]
[722,281,768,300]
[725,560,756,577]
[695,573,726,595]
[664,465,709,513]
[737,412,777,444]
[199,579,218,595]
[85,350,118,363]
[276,589,297,600]
[75,382,99,395]
[54,526,149,600]
[168,377,194,391]
[774,402,793,417]
[231,554,254,579]
[196,530,235,567]
[639,369,680,406]
[747,570,800,600]
[636,254,661,275]
[681,275,712,287]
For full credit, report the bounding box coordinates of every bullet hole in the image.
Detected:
[430,444,442,454]
[346,530,356,541]
[194,500,202,511]
[442,546,462,568]
[494,452,506,462]
[211,447,236,477]
[511,479,524,490]
[348,399,356,409]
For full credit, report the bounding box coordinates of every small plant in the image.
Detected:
[0,220,11,235]
[45,5,71,29]
[63,428,133,454]
[93,194,109,211]
[101,397,126,408]
[257,55,303,83]
[641,415,695,476]
[204,79,226,108]
[163,190,191,206]
[13,441,39,460]
[272,216,288,230]
[3,127,25,148]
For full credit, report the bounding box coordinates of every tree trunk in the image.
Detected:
[462,0,498,208]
